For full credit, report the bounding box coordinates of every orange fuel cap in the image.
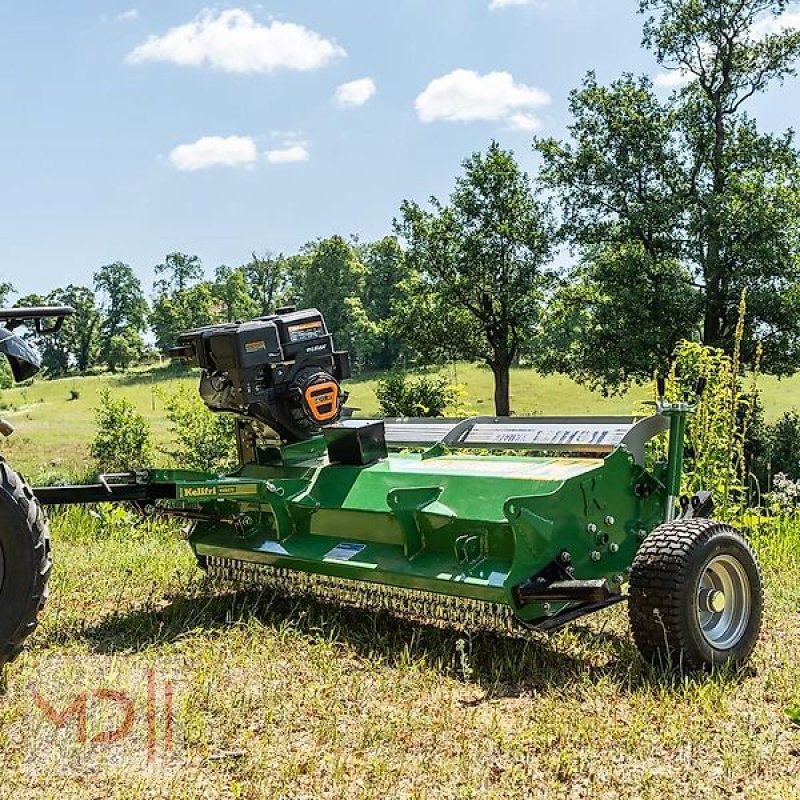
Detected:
[304,380,340,423]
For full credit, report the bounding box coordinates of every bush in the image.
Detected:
[768,411,800,480]
[0,359,13,390]
[375,372,457,417]
[160,386,237,472]
[90,389,152,471]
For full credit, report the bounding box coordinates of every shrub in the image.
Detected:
[655,293,761,511]
[90,389,152,471]
[375,372,457,417]
[769,472,800,514]
[0,359,13,390]
[160,385,237,472]
[767,411,800,480]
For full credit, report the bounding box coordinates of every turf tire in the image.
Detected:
[628,518,762,670]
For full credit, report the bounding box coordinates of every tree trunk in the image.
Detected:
[703,89,728,349]
[490,360,511,417]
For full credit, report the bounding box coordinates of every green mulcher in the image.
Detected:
[0,305,763,671]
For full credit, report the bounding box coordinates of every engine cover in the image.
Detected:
[173,308,350,442]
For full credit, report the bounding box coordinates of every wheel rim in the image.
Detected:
[696,554,752,650]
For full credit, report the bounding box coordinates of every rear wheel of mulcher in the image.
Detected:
[0,459,51,668]
[628,518,762,670]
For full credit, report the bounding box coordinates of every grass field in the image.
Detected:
[0,365,799,798]
[0,509,798,798]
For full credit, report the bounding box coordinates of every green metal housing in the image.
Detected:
[152,415,679,626]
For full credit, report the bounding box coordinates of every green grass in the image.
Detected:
[2,362,798,476]
[0,508,798,798]
[1,365,800,797]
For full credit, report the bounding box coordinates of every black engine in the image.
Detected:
[171,307,350,442]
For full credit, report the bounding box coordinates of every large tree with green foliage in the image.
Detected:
[355,236,413,369]
[150,253,221,353]
[214,265,259,322]
[94,262,148,371]
[537,0,800,388]
[396,142,555,416]
[21,285,102,376]
[301,236,370,366]
[242,253,295,315]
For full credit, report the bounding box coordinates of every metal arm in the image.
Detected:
[0,306,75,334]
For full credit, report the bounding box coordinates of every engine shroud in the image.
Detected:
[172,307,350,442]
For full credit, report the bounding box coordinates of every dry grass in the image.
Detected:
[0,507,798,799]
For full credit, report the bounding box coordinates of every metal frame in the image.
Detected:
[375,414,669,465]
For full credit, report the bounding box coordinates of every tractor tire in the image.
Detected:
[628,518,762,670]
[0,458,51,668]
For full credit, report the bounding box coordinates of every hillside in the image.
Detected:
[1,363,798,477]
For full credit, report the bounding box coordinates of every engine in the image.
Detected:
[171,307,350,442]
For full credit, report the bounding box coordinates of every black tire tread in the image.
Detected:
[0,457,51,667]
[628,517,761,670]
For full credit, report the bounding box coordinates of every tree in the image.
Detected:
[150,253,222,353]
[396,142,555,416]
[301,236,368,365]
[242,253,293,315]
[535,73,702,388]
[50,285,101,373]
[536,245,701,390]
[94,262,148,371]
[151,282,221,353]
[358,236,413,369]
[0,282,13,306]
[16,285,102,376]
[213,266,259,322]
[537,1,800,386]
[154,252,204,294]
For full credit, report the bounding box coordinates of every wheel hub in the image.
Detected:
[698,588,726,614]
[696,554,751,650]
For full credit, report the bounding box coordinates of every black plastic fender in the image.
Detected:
[0,328,41,382]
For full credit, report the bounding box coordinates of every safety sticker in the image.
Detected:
[324,542,366,562]
[261,541,289,556]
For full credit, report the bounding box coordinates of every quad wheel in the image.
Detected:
[628,518,762,670]
[0,458,51,668]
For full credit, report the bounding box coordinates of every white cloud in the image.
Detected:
[127,9,345,73]
[653,67,693,89]
[334,77,376,108]
[117,9,139,22]
[266,144,309,164]
[489,0,547,9]
[168,136,258,171]
[507,111,542,131]
[751,8,800,37]
[415,69,550,125]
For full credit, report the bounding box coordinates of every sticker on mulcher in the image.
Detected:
[324,542,366,562]
[261,541,289,556]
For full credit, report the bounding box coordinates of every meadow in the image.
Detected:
[0,365,798,798]
[1,361,798,477]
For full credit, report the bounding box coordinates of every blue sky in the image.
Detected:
[1,1,799,299]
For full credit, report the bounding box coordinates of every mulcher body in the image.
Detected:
[0,304,764,671]
[150,423,667,629]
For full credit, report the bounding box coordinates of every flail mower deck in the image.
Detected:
[0,306,763,671]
